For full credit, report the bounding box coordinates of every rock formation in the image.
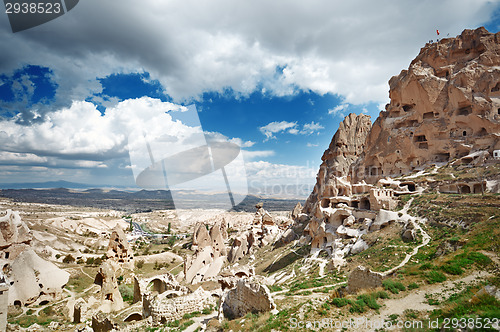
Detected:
[106,226,134,270]
[185,220,228,284]
[348,266,384,293]
[303,113,372,214]
[227,204,281,263]
[143,287,216,324]
[0,272,8,332]
[93,261,124,312]
[301,28,500,265]
[0,210,31,261]
[91,312,117,332]
[133,273,188,304]
[219,279,277,320]
[0,210,69,306]
[353,27,500,183]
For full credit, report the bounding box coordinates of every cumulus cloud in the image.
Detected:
[259,120,324,140]
[0,98,256,175]
[242,150,275,160]
[301,121,324,135]
[328,103,349,117]
[204,131,255,148]
[259,121,298,140]
[0,0,495,116]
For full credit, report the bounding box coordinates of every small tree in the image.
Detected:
[63,254,75,264]
[167,222,171,234]
[135,259,145,269]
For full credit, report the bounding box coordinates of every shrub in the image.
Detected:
[425,271,447,284]
[268,285,283,292]
[135,259,144,269]
[166,320,180,328]
[330,298,351,307]
[441,263,464,275]
[419,262,433,270]
[119,284,134,304]
[183,311,200,319]
[374,291,390,299]
[85,257,95,266]
[167,236,177,247]
[349,299,366,313]
[62,254,75,264]
[202,307,213,315]
[357,294,381,310]
[383,279,406,294]
[408,282,419,290]
[467,252,491,267]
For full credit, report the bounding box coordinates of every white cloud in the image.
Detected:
[242,150,275,160]
[259,121,298,140]
[259,120,324,139]
[301,121,324,135]
[204,131,255,148]
[0,98,255,180]
[306,143,319,147]
[1,0,495,113]
[328,103,349,117]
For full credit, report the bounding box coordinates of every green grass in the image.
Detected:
[330,297,352,307]
[267,285,283,292]
[182,311,201,319]
[330,291,385,313]
[349,299,367,313]
[383,279,406,294]
[430,282,500,327]
[119,284,134,304]
[357,294,381,310]
[441,263,464,275]
[425,271,447,284]
[408,282,419,290]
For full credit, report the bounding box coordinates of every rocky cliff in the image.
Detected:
[353,27,500,183]
[303,113,372,214]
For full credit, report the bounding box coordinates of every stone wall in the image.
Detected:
[347,266,384,293]
[143,287,216,324]
[219,279,277,320]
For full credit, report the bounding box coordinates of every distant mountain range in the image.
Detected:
[0,186,302,213]
[0,180,124,190]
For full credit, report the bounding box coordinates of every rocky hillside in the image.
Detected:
[303,113,371,214]
[353,27,500,183]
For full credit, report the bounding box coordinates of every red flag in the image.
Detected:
[436,29,440,35]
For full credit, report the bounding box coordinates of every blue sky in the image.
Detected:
[0,0,499,198]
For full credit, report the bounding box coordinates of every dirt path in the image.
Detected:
[355,271,492,331]
[273,281,347,300]
[382,198,431,276]
[480,250,500,267]
[184,311,218,332]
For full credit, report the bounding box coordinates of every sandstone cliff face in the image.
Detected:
[353,27,500,183]
[184,220,228,284]
[303,113,372,214]
[106,227,134,270]
[0,210,69,306]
